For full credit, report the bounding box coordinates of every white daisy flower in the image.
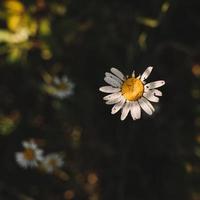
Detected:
[99,66,165,121]
[15,140,44,168]
[41,153,64,173]
[45,75,74,99]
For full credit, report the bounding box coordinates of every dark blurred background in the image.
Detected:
[0,0,200,200]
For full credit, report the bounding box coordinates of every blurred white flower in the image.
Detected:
[12,28,29,43]
[15,140,43,168]
[41,153,64,173]
[99,66,165,121]
[43,75,74,99]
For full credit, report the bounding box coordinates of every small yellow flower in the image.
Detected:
[4,0,25,14]
[7,14,22,31]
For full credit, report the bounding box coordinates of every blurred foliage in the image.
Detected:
[0,111,20,135]
[0,0,200,200]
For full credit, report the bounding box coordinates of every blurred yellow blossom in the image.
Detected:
[4,0,25,14]
[136,16,160,28]
[7,14,37,36]
[7,14,22,31]
[161,1,170,13]
[138,32,147,49]
[39,18,51,36]
[49,2,67,15]
[0,112,20,135]
[0,0,40,62]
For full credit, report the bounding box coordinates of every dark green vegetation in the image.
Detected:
[0,0,200,199]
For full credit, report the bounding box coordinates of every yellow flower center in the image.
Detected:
[57,83,68,90]
[48,159,58,167]
[121,78,144,101]
[23,148,35,161]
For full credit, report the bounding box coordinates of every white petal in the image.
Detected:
[22,141,29,148]
[143,92,159,102]
[144,89,162,96]
[111,98,125,114]
[104,77,121,87]
[145,80,165,90]
[136,75,141,79]
[20,160,28,168]
[99,86,121,93]
[103,92,122,101]
[143,97,155,112]
[16,153,27,168]
[30,142,37,149]
[153,89,162,96]
[54,77,61,85]
[62,76,68,83]
[30,160,38,167]
[105,72,123,84]
[130,101,141,120]
[106,95,124,105]
[120,101,131,121]
[141,66,153,82]
[132,70,135,77]
[58,159,64,167]
[23,161,29,168]
[16,152,23,162]
[36,150,44,161]
[138,97,154,115]
[110,68,125,80]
